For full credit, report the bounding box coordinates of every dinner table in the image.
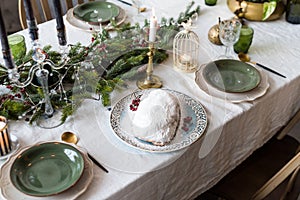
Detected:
[1,0,300,199]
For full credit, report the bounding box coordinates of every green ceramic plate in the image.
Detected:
[203,59,261,93]
[10,142,85,197]
[73,1,120,24]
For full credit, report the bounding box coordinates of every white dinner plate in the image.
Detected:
[195,62,270,103]
[110,89,208,153]
[0,141,93,200]
[66,7,126,32]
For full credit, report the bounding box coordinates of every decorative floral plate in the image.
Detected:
[66,7,126,32]
[195,62,270,103]
[110,89,208,153]
[0,141,93,200]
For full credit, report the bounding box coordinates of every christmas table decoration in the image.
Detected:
[0,1,200,126]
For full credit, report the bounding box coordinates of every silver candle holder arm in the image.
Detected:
[11,46,69,88]
[35,68,54,117]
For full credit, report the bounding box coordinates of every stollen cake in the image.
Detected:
[128,89,180,146]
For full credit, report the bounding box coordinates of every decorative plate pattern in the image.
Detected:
[195,62,270,103]
[110,89,208,152]
[0,141,93,200]
[66,7,126,32]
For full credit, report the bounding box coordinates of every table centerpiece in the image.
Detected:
[0,1,200,125]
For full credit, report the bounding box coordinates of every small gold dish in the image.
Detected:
[227,0,285,21]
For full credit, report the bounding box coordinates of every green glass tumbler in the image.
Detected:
[8,34,26,61]
[286,0,300,24]
[205,0,217,6]
[234,26,254,54]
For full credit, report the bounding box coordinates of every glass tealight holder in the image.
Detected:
[173,20,200,73]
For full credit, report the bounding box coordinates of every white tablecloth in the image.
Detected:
[1,0,300,199]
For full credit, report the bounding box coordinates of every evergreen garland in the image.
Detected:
[0,1,200,124]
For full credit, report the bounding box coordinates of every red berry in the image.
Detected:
[8,95,14,100]
[129,95,142,111]
[15,93,21,98]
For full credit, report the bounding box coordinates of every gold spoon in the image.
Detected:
[138,7,147,13]
[61,131,109,173]
[238,53,286,78]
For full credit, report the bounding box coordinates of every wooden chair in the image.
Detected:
[199,109,300,200]
[18,0,94,29]
[252,109,300,200]
[252,149,300,200]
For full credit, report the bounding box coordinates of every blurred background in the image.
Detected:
[1,0,21,33]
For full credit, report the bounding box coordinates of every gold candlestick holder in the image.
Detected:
[137,42,162,89]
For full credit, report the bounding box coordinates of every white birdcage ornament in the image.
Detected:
[173,19,199,73]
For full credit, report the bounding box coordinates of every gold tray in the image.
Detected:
[227,0,285,21]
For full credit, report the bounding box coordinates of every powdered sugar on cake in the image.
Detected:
[128,90,180,146]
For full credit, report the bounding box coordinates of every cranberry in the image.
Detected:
[6,85,13,89]
[15,93,21,98]
[129,95,142,111]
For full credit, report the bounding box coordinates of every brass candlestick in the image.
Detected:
[137,42,162,89]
